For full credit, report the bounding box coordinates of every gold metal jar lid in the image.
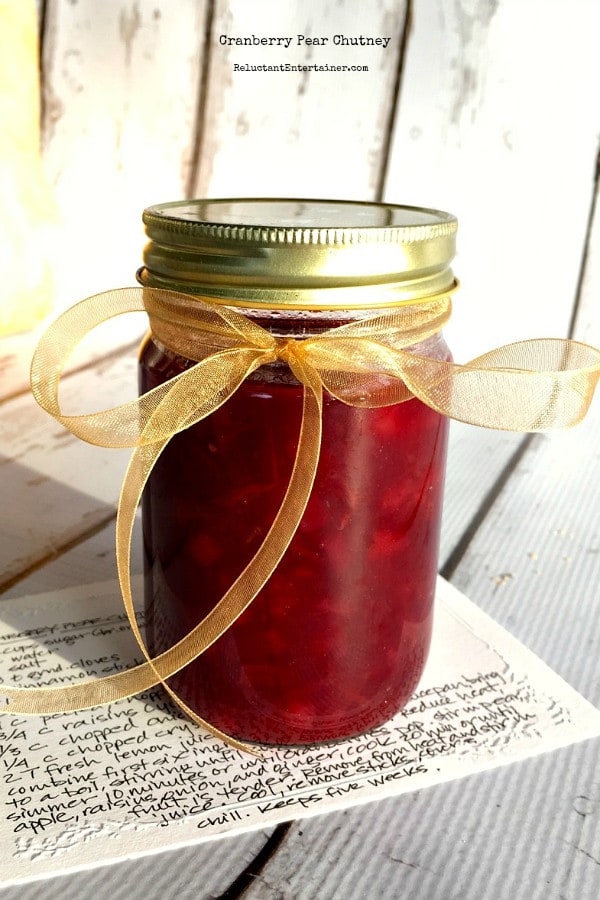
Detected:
[138,198,458,309]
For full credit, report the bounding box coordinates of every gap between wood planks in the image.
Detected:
[375,0,412,203]
[0,336,141,406]
[440,432,536,581]
[0,510,117,596]
[567,136,600,340]
[37,0,49,137]
[186,0,216,199]
[214,823,293,900]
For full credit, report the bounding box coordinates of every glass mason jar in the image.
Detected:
[137,199,457,745]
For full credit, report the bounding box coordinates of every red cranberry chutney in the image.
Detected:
[138,199,456,745]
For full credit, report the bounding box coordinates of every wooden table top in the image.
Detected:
[1,326,599,900]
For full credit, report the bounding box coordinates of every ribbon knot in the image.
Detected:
[276,336,304,365]
[1,286,599,754]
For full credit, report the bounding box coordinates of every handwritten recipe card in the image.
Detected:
[1,576,600,887]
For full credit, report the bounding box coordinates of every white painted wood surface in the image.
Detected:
[0,351,135,589]
[0,317,145,401]
[0,330,40,402]
[41,0,209,307]
[193,0,407,199]
[0,824,275,900]
[34,0,600,361]
[384,0,600,362]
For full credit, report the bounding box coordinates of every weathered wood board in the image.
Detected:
[193,0,407,199]
[41,0,210,305]
[572,161,600,347]
[0,352,137,588]
[384,0,600,361]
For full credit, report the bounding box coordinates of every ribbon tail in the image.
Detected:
[396,340,600,432]
[117,439,261,756]
[115,360,322,748]
[1,350,267,703]
[310,336,600,431]
[0,436,256,755]
[2,356,324,755]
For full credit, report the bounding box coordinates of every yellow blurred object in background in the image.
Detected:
[0,0,56,336]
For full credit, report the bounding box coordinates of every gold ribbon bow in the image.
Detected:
[2,287,599,753]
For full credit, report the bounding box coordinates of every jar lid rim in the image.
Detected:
[142,198,458,246]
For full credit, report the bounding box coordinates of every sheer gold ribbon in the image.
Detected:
[1,287,599,752]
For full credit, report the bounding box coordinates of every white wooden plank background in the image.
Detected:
[193,0,407,199]
[0,331,41,402]
[41,0,209,308]
[0,352,136,590]
[33,0,600,366]
[384,0,600,362]
[0,317,145,401]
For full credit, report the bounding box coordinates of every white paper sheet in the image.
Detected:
[1,576,599,887]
